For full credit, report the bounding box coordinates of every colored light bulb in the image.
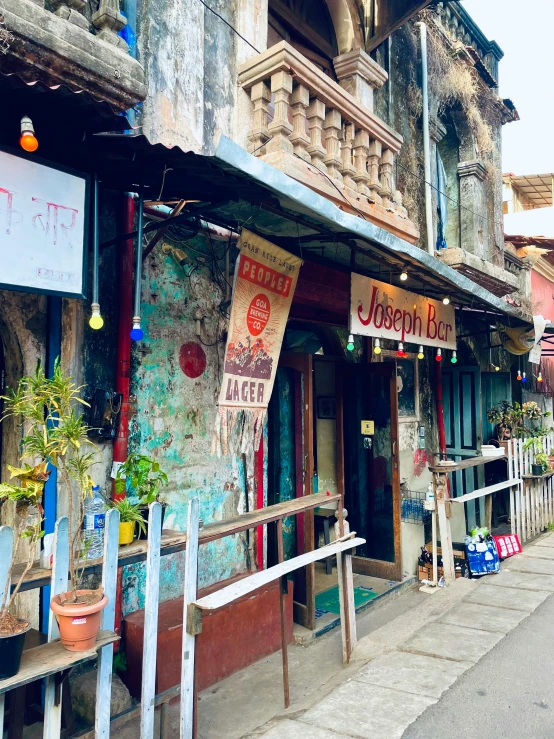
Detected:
[20,116,38,152]
[451,350,457,364]
[373,338,382,355]
[417,345,424,360]
[517,372,522,381]
[89,303,104,330]
[538,372,543,383]
[522,372,527,383]
[346,334,355,352]
[130,317,144,341]
[400,270,408,281]
[436,348,442,361]
[397,342,405,357]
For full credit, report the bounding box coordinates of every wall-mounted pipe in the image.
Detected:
[418,22,435,257]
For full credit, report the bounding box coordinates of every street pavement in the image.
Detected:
[249,532,554,739]
[403,580,554,738]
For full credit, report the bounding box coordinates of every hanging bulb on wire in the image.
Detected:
[89,303,104,330]
[522,371,527,383]
[538,371,543,383]
[435,348,442,362]
[373,338,382,355]
[397,342,405,358]
[346,334,355,352]
[451,350,457,364]
[400,269,408,281]
[417,345,424,360]
[517,370,522,381]
[130,317,144,342]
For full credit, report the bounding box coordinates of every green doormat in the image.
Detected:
[315,586,378,615]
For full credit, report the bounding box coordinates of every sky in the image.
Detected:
[462,0,554,176]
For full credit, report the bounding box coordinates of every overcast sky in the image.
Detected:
[462,0,554,176]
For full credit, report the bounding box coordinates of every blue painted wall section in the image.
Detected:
[122,234,248,614]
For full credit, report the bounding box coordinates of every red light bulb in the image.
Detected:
[435,348,442,361]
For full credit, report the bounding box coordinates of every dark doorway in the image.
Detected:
[338,362,401,580]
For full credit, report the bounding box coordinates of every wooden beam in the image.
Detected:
[276,519,290,709]
[450,478,521,504]
[180,498,200,739]
[428,455,506,473]
[193,537,365,612]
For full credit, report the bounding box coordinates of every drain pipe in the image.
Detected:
[418,22,434,257]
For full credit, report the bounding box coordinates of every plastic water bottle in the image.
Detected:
[83,485,106,559]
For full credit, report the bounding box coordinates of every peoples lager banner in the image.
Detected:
[213,229,302,455]
[350,273,456,349]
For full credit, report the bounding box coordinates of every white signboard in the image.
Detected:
[350,273,456,350]
[0,148,88,298]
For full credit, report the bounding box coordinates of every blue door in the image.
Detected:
[443,366,484,530]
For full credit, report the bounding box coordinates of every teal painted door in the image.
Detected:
[268,367,298,562]
[443,367,484,530]
[482,372,511,443]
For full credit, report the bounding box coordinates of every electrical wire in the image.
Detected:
[196,0,260,54]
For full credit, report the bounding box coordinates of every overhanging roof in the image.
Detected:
[0,71,529,326]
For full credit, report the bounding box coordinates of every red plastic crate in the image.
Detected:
[493,534,521,559]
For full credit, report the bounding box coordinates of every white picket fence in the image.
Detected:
[507,435,554,542]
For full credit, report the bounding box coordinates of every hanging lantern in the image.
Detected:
[417,345,424,360]
[435,348,442,361]
[373,338,382,355]
[451,350,457,364]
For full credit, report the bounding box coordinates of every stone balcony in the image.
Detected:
[238,41,419,244]
[1,0,146,111]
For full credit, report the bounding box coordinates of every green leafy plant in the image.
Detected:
[535,452,549,469]
[1,360,98,608]
[109,498,146,535]
[115,452,168,506]
[487,400,550,440]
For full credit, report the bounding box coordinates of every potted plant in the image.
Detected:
[535,452,549,476]
[115,453,168,539]
[548,449,554,471]
[3,360,108,652]
[110,498,146,545]
[0,463,48,678]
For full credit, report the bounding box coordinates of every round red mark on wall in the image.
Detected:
[247,294,270,336]
[179,342,207,378]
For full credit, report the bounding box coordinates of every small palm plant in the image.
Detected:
[1,360,98,607]
[110,498,146,536]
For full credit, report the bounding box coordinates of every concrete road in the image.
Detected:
[403,589,554,739]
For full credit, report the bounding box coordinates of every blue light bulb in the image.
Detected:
[130,326,144,341]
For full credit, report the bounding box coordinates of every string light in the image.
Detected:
[442,296,450,305]
[517,370,522,381]
[400,270,408,281]
[435,348,442,362]
[397,342,406,358]
[522,371,527,383]
[417,345,424,360]
[538,371,543,383]
[451,350,457,364]
[20,116,38,152]
[373,338,382,355]
[89,303,104,330]
[130,317,144,342]
[346,334,355,352]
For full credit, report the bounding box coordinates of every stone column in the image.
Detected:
[307,99,326,171]
[290,85,310,162]
[379,149,394,210]
[92,0,128,49]
[352,130,370,196]
[333,48,388,113]
[247,82,271,154]
[340,123,356,190]
[367,140,382,205]
[323,108,343,181]
[457,160,488,259]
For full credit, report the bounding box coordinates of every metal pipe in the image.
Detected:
[131,189,144,337]
[418,22,434,256]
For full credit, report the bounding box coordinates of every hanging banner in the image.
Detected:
[350,273,456,349]
[213,230,303,455]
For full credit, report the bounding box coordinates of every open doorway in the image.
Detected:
[267,324,403,634]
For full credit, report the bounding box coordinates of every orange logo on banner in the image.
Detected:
[247,294,270,336]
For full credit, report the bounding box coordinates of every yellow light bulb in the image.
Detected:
[89,313,104,330]
[418,352,424,360]
[374,346,382,355]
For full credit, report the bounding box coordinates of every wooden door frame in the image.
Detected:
[278,353,315,629]
[337,360,402,582]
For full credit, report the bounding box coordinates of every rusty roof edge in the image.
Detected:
[213,135,531,325]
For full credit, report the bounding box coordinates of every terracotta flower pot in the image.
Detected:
[549,456,554,471]
[50,591,108,652]
[119,521,135,545]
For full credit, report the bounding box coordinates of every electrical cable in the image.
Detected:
[196,0,260,54]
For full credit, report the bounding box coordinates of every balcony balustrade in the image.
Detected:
[239,41,419,243]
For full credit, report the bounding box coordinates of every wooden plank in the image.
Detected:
[141,503,162,738]
[450,479,521,504]
[198,492,341,544]
[0,526,14,606]
[276,519,290,709]
[434,473,455,585]
[337,550,356,663]
[0,632,118,694]
[95,509,120,739]
[428,455,506,473]
[44,517,70,739]
[180,498,200,739]
[194,537,365,612]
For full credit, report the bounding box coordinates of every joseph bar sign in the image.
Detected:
[350,273,456,350]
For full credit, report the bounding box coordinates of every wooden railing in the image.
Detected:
[507,437,554,542]
[238,41,419,243]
